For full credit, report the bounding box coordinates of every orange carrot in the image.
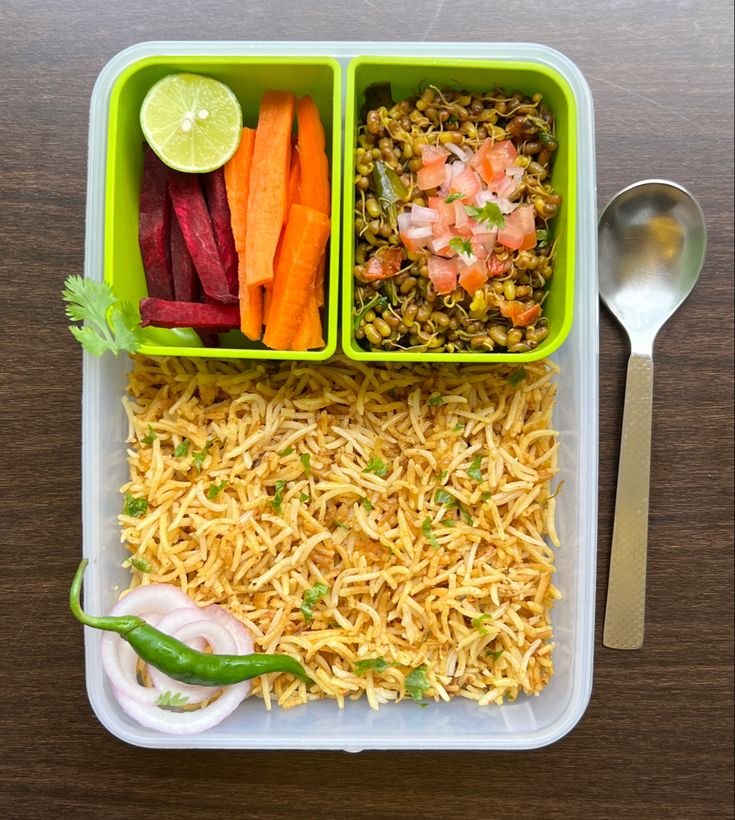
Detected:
[263,284,272,325]
[237,252,263,340]
[245,90,295,287]
[286,149,301,218]
[291,291,324,350]
[263,203,330,351]
[296,96,330,305]
[224,128,256,252]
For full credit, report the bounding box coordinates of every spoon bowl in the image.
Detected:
[599,180,706,650]
[599,179,706,353]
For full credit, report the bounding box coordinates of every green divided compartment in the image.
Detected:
[105,55,342,360]
[342,56,577,363]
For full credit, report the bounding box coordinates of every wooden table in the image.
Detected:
[2,2,732,817]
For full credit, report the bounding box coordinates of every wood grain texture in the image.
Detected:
[0,1,732,818]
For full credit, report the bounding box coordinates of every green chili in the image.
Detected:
[69,559,310,686]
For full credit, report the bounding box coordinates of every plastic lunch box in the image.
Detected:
[82,41,598,750]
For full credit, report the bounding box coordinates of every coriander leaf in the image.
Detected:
[508,367,526,387]
[361,496,374,511]
[536,228,549,247]
[460,505,473,525]
[467,455,484,482]
[279,446,294,457]
[192,441,212,472]
[472,614,492,635]
[442,518,456,528]
[448,236,473,257]
[126,556,151,573]
[155,691,190,708]
[428,393,444,407]
[354,657,393,675]
[174,439,190,458]
[364,457,389,478]
[63,275,142,357]
[141,425,157,444]
[452,423,465,432]
[488,648,505,661]
[300,582,329,624]
[434,488,457,508]
[464,201,505,229]
[300,453,311,477]
[438,470,449,482]
[405,665,430,702]
[481,491,492,501]
[444,192,464,203]
[207,479,227,499]
[124,493,148,518]
[270,479,287,514]
[421,517,440,549]
[333,520,349,529]
[299,492,310,503]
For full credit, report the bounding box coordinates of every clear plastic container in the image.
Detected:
[82,41,598,751]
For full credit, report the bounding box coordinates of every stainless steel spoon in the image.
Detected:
[599,179,706,650]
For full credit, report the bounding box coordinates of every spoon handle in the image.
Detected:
[603,352,654,649]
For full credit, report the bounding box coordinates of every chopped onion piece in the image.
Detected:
[397,211,413,232]
[411,204,440,224]
[404,225,434,240]
[445,143,473,162]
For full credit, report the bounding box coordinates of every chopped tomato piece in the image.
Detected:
[363,246,404,281]
[497,205,536,251]
[417,162,447,190]
[449,168,481,198]
[399,230,424,254]
[499,300,542,327]
[486,253,510,277]
[428,197,456,231]
[458,258,488,294]
[475,139,518,185]
[470,235,489,259]
[427,255,458,294]
[420,144,450,166]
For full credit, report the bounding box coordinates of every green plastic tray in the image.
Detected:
[105,55,342,360]
[342,56,577,363]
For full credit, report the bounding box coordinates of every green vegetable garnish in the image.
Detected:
[421,517,440,549]
[353,294,389,331]
[405,665,430,702]
[445,192,464,203]
[464,201,505,229]
[279,446,294,457]
[300,582,329,625]
[472,614,492,635]
[270,480,287,515]
[141,425,157,444]
[124,493,148,518]
[192,441,211,472]
[63,275,143,357]
[361,496,374,511]
[371,160,407,226]
[428,393,444,407]
[536,228,549,248]
[481,491,492,501]
[126,556,151,573]
[448,236,473,257]
[364,457,389,478]
[299,492,310,503]
[155,691,190,708]
[508,367,526,387]
[438,470,449,482]
[538,129,556,147]
[467,455,484,482]
[174,439,190,458]
[488,648,505,661]
[207,480,227,499]
[333,520,349,529]
[300,453,311,477]
[452,423,465,432]
[434,488,456,507]
[354,657,394,675]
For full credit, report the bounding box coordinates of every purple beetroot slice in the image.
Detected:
[202,168,239,297]
[168,172,236,304]
[138,144,174,300]
[170,203,198,302]
[139,297,240,329]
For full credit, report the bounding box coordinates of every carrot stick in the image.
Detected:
[245,90,295,287]
[286,150,301,219]
[296,96,330,306]
[238,252,263,340]
[224,127,256,252]
[291,291,324,350]
[263,284,273,325]
[262,203,330,351]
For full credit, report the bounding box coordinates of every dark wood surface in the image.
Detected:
[1,2,732,818]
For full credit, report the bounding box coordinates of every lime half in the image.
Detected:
[140,73,243,173]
